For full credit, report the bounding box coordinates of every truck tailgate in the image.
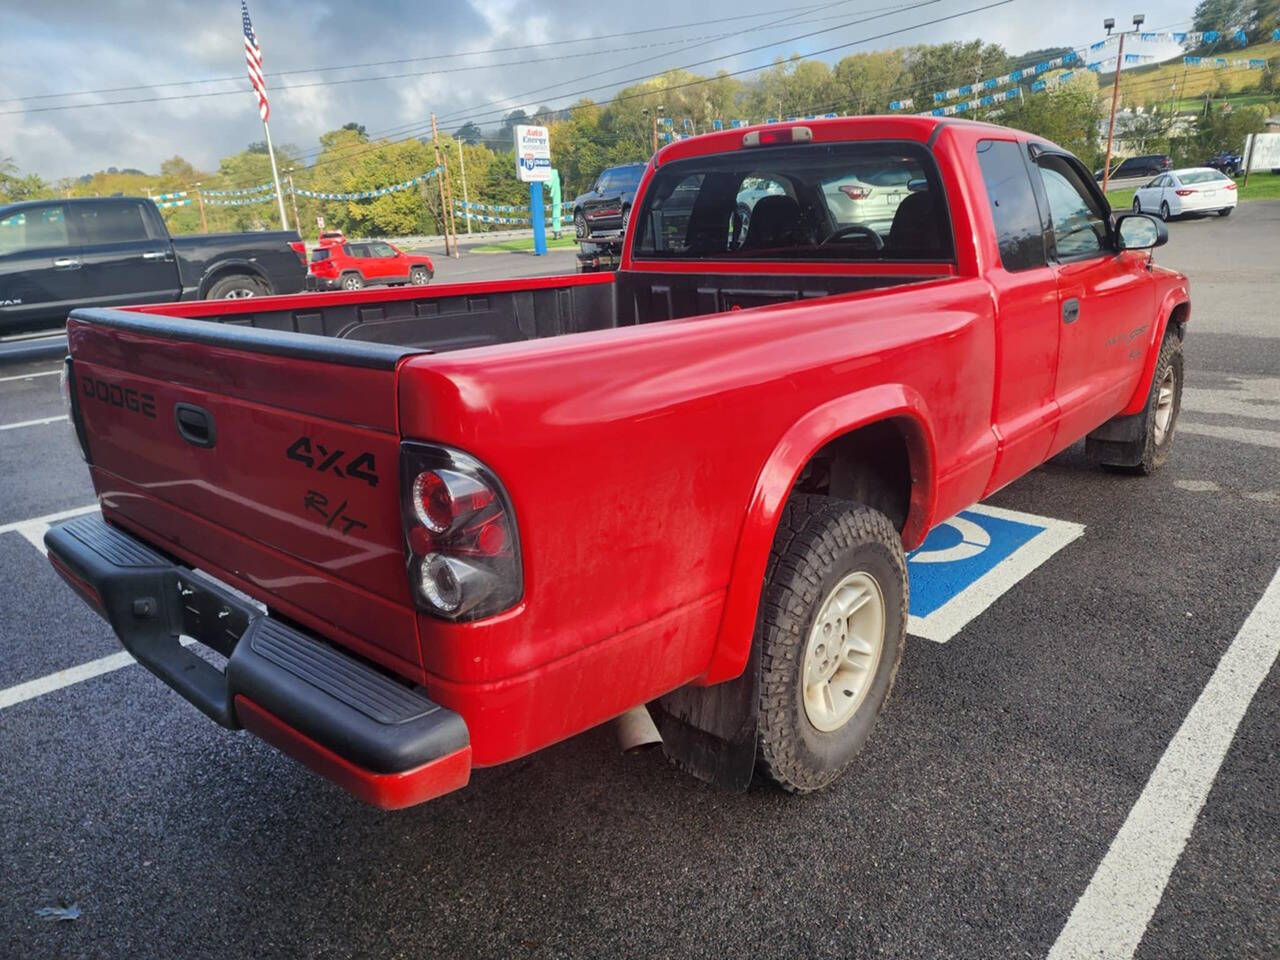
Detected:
[66,308,424,679]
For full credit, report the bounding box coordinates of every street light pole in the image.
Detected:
[1101,13,1146,194]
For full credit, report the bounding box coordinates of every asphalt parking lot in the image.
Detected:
[2,204,1277,959]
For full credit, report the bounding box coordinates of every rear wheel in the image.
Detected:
[205,273,266,299]
[1217,207,1232,218]
[340,272,364,291]
[1159,200,1171,221]
[574,211,588,239]
[756,495,907,794]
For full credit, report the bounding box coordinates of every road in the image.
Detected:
[1,204,1277,960]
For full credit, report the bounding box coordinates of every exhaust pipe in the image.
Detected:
[614,704,663,753]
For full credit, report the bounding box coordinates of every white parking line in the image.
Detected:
[1178,422,1280,449]
[0,414,68,432]
[0,368,60,384]
[0,503,98,536]
[0,650,137,711]
[1048,566,1280,960]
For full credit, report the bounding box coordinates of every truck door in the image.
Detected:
[0,202,84,333]
[1031,153,1154,451]
[71,199,181,308]
[973,138,1062,496]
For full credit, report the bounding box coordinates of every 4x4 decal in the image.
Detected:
[286,435,378,487]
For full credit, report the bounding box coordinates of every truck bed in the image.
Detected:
[126,268,952,354]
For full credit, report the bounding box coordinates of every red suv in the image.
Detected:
[308,241,434,291]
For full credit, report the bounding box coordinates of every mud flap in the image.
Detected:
[650,642,760,791]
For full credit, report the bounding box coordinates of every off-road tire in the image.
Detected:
[205,273,267,299]
[756,495,907,794]
[1087,332,1183,475]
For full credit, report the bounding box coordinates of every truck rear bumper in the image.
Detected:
[44,513,471,809]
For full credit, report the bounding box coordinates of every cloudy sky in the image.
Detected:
[1,0,1190,180]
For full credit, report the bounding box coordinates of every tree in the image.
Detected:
[902,41,1010,112]
[999,73,1105,166]
[454,122,483,145]
[1192,0,1248,33]
[341,122,368,140]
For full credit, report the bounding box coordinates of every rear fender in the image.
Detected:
[1119,285,1189,416]
[698,383,936,686]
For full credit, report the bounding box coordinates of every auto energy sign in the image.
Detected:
[514,124,552,183]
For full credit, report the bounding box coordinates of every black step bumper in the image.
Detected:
[45,513,471,808]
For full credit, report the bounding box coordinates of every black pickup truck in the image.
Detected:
[0,196,306,334]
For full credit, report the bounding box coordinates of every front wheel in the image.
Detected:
[409,266,431,285]
[756,495,907,794]
[1132,197,1143,213]
[574,212,588,240]
[1087,333,1183,474]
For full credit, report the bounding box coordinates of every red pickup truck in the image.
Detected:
[48,117,1189,809]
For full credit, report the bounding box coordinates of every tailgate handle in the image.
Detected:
[174,403,217,448]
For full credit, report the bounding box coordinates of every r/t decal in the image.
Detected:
[287,435,378,487]
[303,490,368,536]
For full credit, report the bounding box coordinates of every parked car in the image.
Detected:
[572,163,645,240]
[1095,154,1172,181]
[48,116,1188,810]
[317,230,347,247]
[1131,167,1238,219]
[0,196,306,333]
[307,240,433,290]
[1205,152,1243,176]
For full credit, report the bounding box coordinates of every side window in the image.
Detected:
[75,201,151,245]
[369,242,396,257]
[975,139,1046,272]
[0,205,71,254]
[1036,156,1108,260]
[597,172,614,193]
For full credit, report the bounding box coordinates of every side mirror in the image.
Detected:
[1114,212,1167,251]
[907,178,928,192]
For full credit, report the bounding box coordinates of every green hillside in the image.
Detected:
[1101,42,1280,107]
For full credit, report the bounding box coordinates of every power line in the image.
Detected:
[0,1,835,105]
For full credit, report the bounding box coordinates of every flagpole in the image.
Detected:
[262,118,289,231]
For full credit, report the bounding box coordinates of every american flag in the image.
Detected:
[241,1,269,123]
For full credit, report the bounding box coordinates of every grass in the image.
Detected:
[467,235,580,253]
[1104,171,1280,210]
[1098,41,1280,106]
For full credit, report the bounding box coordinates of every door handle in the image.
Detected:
[52,257,81,269]
[1062,298,1080,324]
[141,250,171,260]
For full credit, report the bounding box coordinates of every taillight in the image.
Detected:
[1175,189,1194,196]
[289,240,307,265]
[1225,183,1238,191]
[839,185,872,201]
[400,442,521,620]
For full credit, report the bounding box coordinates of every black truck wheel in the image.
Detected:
[1086,332,1183,474]
[756,494,907,794]
[206,273,266,299]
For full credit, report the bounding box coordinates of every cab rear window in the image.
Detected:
[633,141,952,262]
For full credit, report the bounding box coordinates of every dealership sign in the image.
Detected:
[514,124,552,183]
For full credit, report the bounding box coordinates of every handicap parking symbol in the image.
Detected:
[906,504,1085,643]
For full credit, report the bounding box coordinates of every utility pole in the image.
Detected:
[194,182,209,233]
[285,169,302,239]
[456,139,472,234]
[430,113,460,258]
[429,117,452,258]
[1101,13,1146,194]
